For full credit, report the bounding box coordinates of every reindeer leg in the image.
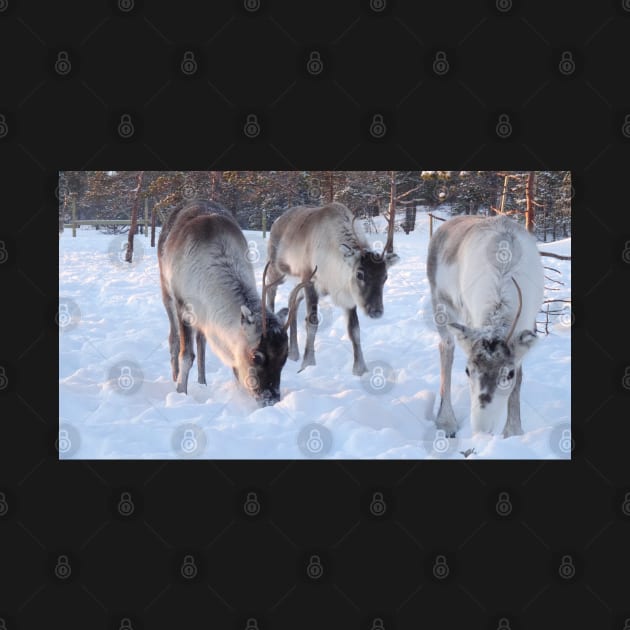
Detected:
[265,264,283,313]
[435,333,458,437]
[162,289,180,382]
[196,330,206,385]
[288,294,302,361]
[347,307,368,376]
[503,365,524,437]
[175,313,195,394]
[299,284,319,372]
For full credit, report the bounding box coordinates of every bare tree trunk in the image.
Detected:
[211,171,223,199]
[59,191,67,237]
[491,177,500,216]
[385,170,396,254]
[328,172,334,203]
[143,197,149,236]
[150,206,157,247]
[499,174,509,214]
[125,171,145,263]
[525,171,535,233]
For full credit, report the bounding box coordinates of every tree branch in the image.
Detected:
[539,251,571,260]
[395,184,423,201]
[545,275,565,285]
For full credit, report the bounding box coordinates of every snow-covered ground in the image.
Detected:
[58,212,571,459]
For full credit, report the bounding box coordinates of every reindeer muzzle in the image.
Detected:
[259,389,281,407]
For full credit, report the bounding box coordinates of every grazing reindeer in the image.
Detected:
[158,200,310,406]
[427,215,544,437]
[265,202,400,376]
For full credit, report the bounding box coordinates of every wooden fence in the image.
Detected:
[62,198,150,237]
[428,212,446,237]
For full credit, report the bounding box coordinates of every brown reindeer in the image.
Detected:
[158,199,312,406]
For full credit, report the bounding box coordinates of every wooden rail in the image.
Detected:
[63,198,150,236]
[63,219,149,235]
[428,212,446,237]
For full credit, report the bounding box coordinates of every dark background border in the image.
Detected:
[1,1,629,628]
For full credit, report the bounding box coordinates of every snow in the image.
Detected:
[58,215,571,459]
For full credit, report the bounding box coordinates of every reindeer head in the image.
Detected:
[238,306,288,406]
[339,217,400,319]
[448,278,537,433]
[236,264,317,406]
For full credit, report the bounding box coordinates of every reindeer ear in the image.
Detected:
[240,305,254,325]
[385,252,400,267]
[448,322,476,352]
[448,322,473,339]
[240,305,260,345]
[510,330,537,360]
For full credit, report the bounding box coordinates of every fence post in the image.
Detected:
[72,197,77,237]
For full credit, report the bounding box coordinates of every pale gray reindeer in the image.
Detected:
[158,200,311,406]
[265,202,400,376]
[427,215,544,437]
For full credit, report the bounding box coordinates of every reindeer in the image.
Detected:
[265,202,400,376]
[158,200,311,406]
[426,214,544,437]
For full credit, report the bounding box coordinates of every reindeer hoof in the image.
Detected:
[437,429,457,439]
[353,364,368,376]
[288,350,300,361]
[435,418,458,439]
